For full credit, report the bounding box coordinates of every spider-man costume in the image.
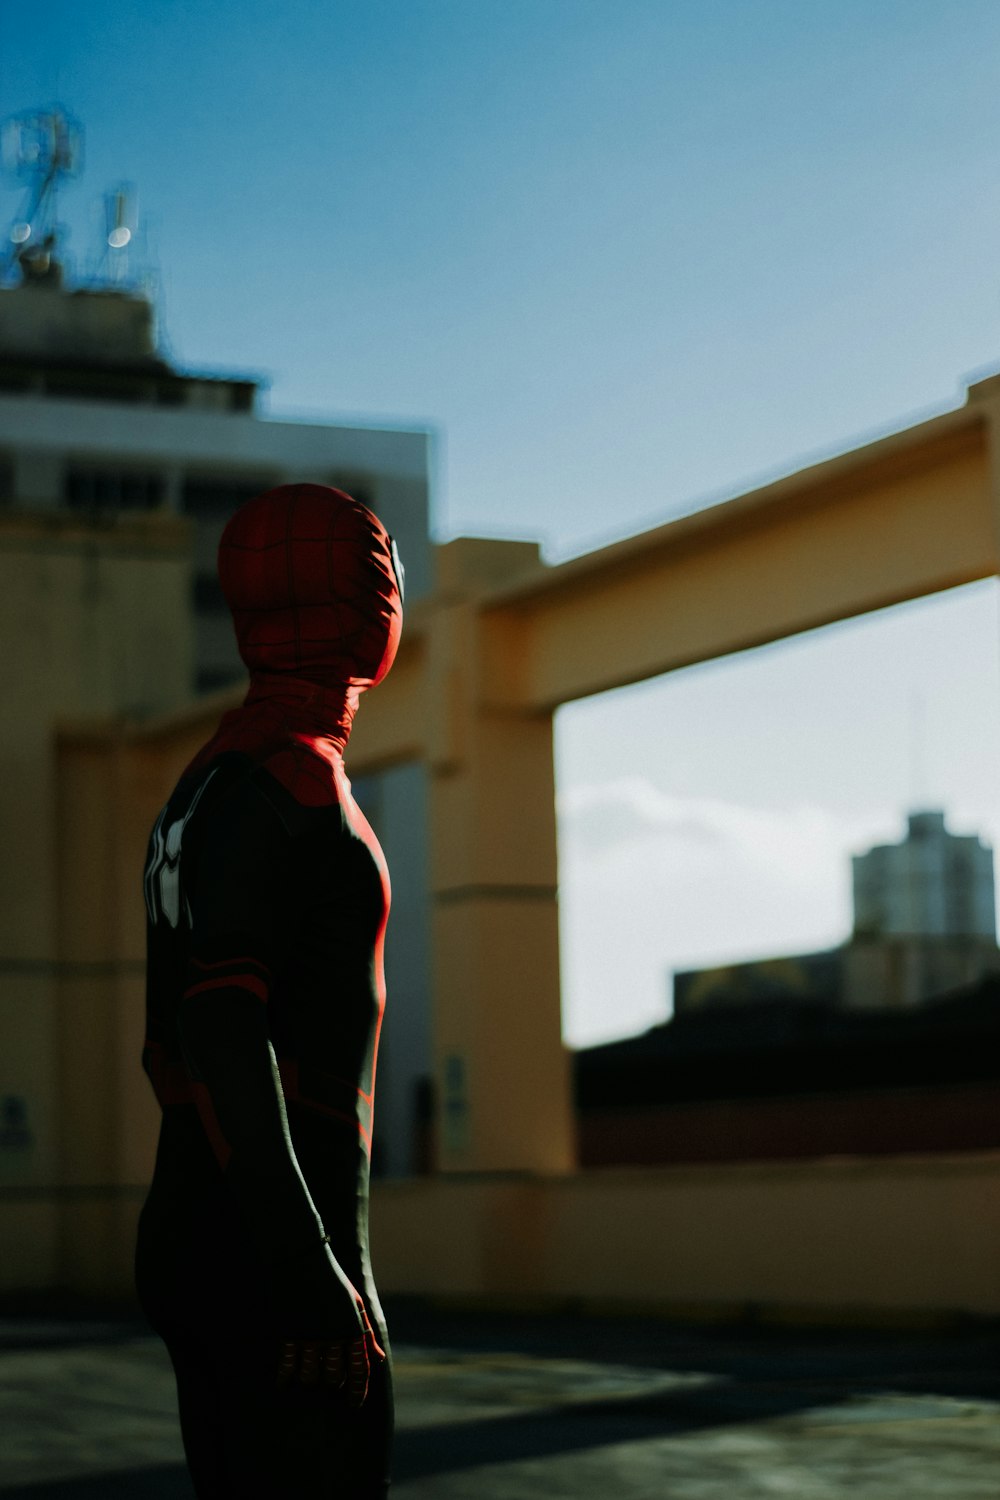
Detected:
[135,483,404,1499]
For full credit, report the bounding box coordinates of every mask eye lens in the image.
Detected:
[388,536,405,604]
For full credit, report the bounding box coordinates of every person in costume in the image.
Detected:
[136,483,403,1498]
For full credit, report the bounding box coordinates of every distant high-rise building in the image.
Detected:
[852,810,996,942]
[672,810,1000,1016]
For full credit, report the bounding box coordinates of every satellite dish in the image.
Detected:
[0,105,82,284]
[102,183,137,281]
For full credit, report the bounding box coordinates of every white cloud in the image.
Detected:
[558,776,887,874]
[556,779,902,1048]
[557,778,727,853]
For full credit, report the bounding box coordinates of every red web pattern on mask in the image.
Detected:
[218,483,401,691]
[182,483,403,808]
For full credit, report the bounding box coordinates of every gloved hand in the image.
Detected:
[270,1242,386,1408]
[275,1296,385,1407]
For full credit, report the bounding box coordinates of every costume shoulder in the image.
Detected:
[182,716,346,823]
[254,737,346,817]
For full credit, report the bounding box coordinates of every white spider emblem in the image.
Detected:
[143,768,218,929]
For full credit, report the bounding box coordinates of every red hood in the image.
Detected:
[217,483,403,749]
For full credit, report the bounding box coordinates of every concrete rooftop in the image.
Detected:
[1,1301,998,1498]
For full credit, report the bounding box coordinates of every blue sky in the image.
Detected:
[5,1,1000,1042]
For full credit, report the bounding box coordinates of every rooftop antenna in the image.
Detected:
[908,687,927,813]
[100,182,137,286]
[0,105,82,286]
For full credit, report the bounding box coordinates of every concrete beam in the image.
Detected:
[482,406,992,709]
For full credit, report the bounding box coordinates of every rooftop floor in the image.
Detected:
[1,1301,998,1497]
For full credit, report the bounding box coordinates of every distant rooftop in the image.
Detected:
[0,282,262,412]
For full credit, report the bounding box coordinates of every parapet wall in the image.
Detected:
[370,1152,1000,1324]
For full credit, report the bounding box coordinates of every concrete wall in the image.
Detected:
[370,1152,1000,1322]
[0,511,194,1293]
[48,724,206,1295]
[7,1141,999,1326]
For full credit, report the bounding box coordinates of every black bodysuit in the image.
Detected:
[135,485,404,1499]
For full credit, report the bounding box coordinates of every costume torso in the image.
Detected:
[141,708,389,1296]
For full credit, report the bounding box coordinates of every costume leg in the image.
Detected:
[137,1173,393,1496]
[162,1328,229,1499]
[228,1339,394,1499]
[163,1326,393,1500]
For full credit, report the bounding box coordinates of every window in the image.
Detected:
[181,477,276,515]
[64,469,165,511]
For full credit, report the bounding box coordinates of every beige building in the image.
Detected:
[0,506,193,1293]
[5,367,1000,1324]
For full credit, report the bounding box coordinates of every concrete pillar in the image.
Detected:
[426,585,575,1174]
[969,382,1000,810]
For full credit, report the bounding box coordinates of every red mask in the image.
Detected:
[218,482,403,693]
[182,483,407,778]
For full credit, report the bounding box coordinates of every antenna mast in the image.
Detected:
[908,687,927,811]
[99,182,137,286]
[0,106,82,286]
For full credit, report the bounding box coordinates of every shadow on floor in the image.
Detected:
[3,1299,998,1495]
[0,1469,194,1499]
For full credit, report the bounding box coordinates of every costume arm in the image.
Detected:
[176,779,324,1262]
